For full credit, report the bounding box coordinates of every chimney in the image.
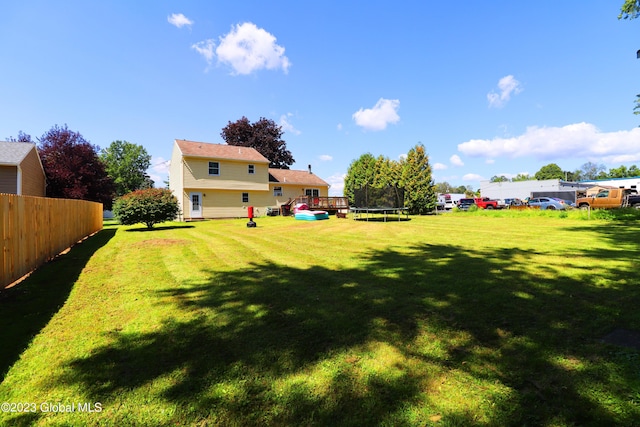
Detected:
[308,164,312,174]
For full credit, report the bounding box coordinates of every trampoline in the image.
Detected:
[349,207,408,222]
[351,184,408,222]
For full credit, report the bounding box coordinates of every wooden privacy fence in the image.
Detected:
[1,194,103,289]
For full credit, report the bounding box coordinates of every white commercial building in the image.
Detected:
[580,176,640,192]
[480,179,590,201]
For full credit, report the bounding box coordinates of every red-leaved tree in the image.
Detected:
[221,117,294,169]
[38,124,115,208]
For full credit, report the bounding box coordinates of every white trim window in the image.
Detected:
[208,161,220,176]
[305,189,319,198]
[273,186,283,197]
[248,164,255,174]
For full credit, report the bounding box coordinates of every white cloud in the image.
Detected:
[398,153,408,161]
[337,123,343,131]
[326,173,346,196]
[215,22,290,75]
[279,113,301,135]
[458,122,640,163]
[485,159,495,164]
[319,154,333,161]
[487,75,523,108]
[168,13,193,28]
[148,156,170,187]
[433,162,447,170]
[463,173,484,181]
[191,39,216,65]
[352,98,400,131]
[450,154,464,167]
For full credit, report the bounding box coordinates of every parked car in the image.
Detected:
[551,197,575,208]
[527,197,566,210]
[473,197,499,209]
[576,188,640,209]
[505,198,526,208]
[457,198,476,211]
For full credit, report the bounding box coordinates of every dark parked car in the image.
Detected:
[457,198,476,211]
[506,198,526,208]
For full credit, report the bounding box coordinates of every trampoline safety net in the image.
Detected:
[353,184,404,208]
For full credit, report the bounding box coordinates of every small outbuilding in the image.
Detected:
[0,141,46,197]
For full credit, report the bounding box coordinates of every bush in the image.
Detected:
[113,188,179,229]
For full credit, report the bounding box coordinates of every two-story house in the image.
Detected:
[0,141,46,197]
[169,139,329,220]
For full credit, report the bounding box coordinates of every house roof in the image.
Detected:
[0,141,37,165]
[269,168,329,187]
[175,139,269,163]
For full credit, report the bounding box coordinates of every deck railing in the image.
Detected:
[292,196,349,210]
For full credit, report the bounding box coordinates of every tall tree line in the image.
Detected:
[489,162,640,183]
[6,125,152,208]
[344,143,436,215]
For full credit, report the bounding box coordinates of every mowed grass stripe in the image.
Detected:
[1,213,639,426]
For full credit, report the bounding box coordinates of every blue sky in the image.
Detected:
[2,1,639,195]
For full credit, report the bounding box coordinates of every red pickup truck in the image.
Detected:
[473,197,499,209]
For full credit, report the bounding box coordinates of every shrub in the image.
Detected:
[113,188,179,229]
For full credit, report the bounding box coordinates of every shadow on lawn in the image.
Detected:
[125,224,196,232]
[58,236,640,425]
[0,228,116,381]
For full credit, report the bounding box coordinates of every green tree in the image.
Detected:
[113,188,179,229]
[490,175,509,182]
[343,153,378,205]
[100,140,152,197]
[434,182,456,194]
[455,185,472,194]
[512,173,533,182]
[579,162,606,180]
[619,0,640,19]
[399,144,436,214]
[618,2,640,120]
[563,170,581,181]
[605,164,640,178]
[534,163,565,180]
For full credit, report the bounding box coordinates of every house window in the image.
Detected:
[273,186,283,197]
[242,192,249,203]
[208,161,220,176]
[305,189,319,198]
[248,164,255,174]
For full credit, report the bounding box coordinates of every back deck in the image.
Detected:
[284,196,349,215]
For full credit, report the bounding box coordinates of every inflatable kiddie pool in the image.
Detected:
[294,210,329,221]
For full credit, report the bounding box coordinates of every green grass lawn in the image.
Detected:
[1,211,640,426]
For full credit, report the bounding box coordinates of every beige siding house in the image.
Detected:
[169,139,329,219]
[0,141,46,197]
